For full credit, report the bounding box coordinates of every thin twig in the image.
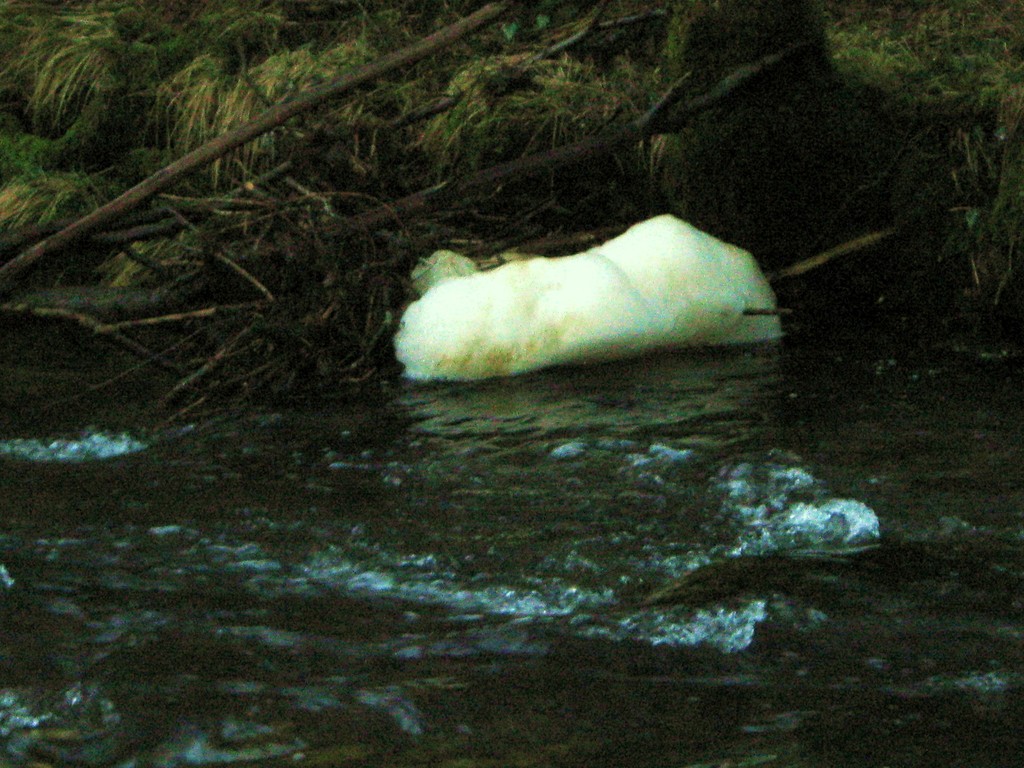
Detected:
[0,165,291,257]
[211,252,275,301]
[768,228,898,281]
[0,303,182,371]
[528,0,612,63]
[161,324,256,403]
[100,302,269,331]
[596,8,667,32]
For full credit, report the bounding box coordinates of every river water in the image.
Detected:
[1,336,1023,767]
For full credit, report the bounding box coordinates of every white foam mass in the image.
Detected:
[394,215,781,381]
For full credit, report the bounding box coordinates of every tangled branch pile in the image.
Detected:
[0,1,670,414]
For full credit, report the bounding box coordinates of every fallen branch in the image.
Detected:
[0,3,508,296]
[0,302,182,371]
[0,163,291,261]
[527,0,612,63]
[2,285,195,321]
[100,302,268,332]
[160,324,256,404]
[211,252,275,302]
[348,41,812,230]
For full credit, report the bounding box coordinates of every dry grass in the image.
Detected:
[418,52,655,178]
[157,38,380,186]
[1,6,120,131]
[828,0,1024,318]
[3,0,1024,409]
[0,172,104,229]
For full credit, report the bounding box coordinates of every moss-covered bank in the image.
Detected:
[662,0,1024,335]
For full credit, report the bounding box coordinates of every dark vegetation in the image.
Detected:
[0,0,1022,416]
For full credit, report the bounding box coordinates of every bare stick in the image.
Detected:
[161,324,256,403]
[768,228,897,282]
[100,302,268,331]
[0,303,181,370]
[0,3,507,295]
[211,252,275,301]
[528,0,612,63]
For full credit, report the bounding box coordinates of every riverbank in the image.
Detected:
[1,0,1021,411]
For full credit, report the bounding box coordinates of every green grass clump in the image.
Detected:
[830,1,1024,111]
[0,171,105,230]
[1,6,120,133]
[418,54,630,177]
[157,39,380,187]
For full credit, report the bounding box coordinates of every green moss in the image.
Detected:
[3,0,1024,401]
[829,1,1024,112]
[0,2,196,183]
[665,0,832,87]
[0,127,62,179]
[824,0,1024,328]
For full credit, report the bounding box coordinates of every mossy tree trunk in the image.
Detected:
[658,0,963,327]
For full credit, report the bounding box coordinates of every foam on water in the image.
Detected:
[296,547,617,618]
[715,460,880,555]
[589,600,770,653]
[0,431,148,462]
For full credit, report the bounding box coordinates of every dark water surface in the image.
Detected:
[2,339,1023,767]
